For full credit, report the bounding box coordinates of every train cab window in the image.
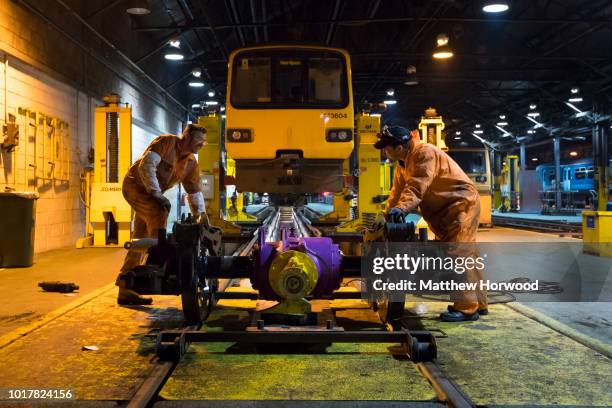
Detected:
[587,167,594,179]
[575,167,586,179]
[234,57,271,103]
[447,151,486,174]
[231,49,348,109]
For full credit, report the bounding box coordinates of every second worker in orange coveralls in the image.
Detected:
[374,125,488,322]
[116,124,209,305]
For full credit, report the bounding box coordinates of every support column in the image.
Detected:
[553,138,561,211]
[593,119,610,211]
[519,143,526,213]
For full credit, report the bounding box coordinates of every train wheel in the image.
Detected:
[181,245,216,325]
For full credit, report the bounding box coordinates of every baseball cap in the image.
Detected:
[374,125,410,149]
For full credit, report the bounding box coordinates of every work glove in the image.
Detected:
[386,207,405,223]
[196,211,210,227]
[152,191,171,213]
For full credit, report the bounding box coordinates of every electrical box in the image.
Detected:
[201,174,215,199]
[2,122,19,151]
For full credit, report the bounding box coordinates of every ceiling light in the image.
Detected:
[454,136,462,140]
[205,101,218,106]
[386,88,395,96]
[568,97,583,103]
[164,53,184,61]
[221,115,226,119]
[482,1,509,13]
[497,121,508,126]
[220,106,226,112]
[527,130,535,134]
[474,130,484,134]
[531,157,538,161]
[499,114,506,119]
[529,104,537,110]
[433,34,453,59]
[208,90,216,97]
[404,77,419,86]
[191,103,201,109]
[475,124,481,128]
[455,131,461,135]
[188,81,204,87]
[192,68,202,78]
[527,112,540,117]
[569,151,578,157]
[169,39,181,48]
[126,0,151,15]
[384,100,397,105]
[570,87,579,94]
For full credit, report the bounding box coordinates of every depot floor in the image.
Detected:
[0,226,610,406]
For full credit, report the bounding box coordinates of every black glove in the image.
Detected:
[152,191,171,213]
[386,207,405,222]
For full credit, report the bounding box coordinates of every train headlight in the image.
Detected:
[226,128,253,142]
[326,129,352,142]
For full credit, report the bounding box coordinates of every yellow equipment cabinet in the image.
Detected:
[499,155,520,212]
[77,93,132,248]
[582,211,612,256]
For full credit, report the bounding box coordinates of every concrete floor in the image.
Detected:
[0,226,609,404]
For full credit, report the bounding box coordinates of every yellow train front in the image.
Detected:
[225,45,354,197]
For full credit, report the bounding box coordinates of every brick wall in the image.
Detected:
[0,0,187,253]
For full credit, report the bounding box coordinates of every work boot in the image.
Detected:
[448,305,489,316]
[440,310,479,322]
[117,287,153,306]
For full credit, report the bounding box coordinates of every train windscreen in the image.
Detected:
[231,50,349,109]
[447,151,486,174]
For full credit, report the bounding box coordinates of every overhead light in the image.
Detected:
[569,151,578,157]
[475,124,481,128]
[570,87,579,94]
[404,77,419,86]
[208,90,216,97]
[191,103,201,109]
[568,97,583,103]
[169,39,181,48]
[371,113,382,117]
[497,121,508,126]
[527,130,535,134]
[455,131,461,135]
[126,0,151,15]
[192,68,202,78]
[433,34,453,59]
[384,100,397,105]
[164,52,184,61]
[529,104,537,110]
[454,136,462,140]
[220,106,226,112]
[188,81,205,87]
[221,115,226,119]
[386,88,395,96]
[531,157,538,161]
[527,112,540,117]
[474,130,484,134]
[499,114,506,119]
[205,101,218,106]
[482,1,509,13]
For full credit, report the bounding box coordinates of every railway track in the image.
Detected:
[492,215,582,235]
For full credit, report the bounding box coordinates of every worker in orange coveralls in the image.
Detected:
[116,124,209,305]
[374,125,488,321]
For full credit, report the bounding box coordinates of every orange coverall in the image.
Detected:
[119,135,201,275]
[386,142,487,314]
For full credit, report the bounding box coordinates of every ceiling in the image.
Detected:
[76,0,612,150]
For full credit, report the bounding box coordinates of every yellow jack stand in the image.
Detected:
[76,93,132,248]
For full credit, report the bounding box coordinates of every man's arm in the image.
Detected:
[395,148,437,213]
[385,165,405,211]
[138,151,162,193]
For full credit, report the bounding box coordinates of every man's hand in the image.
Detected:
[152,191,171,213]
[386,207,405,222]
[196,211,210,226]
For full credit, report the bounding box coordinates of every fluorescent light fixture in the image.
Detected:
[169,39,181,48]
[499,114,506,119]
[474,130,484,134]
[205,101,218,106]
[220,106,226,112]
[188,81,205,87]
[126,0,151,15]
[455,131,461,135]
[527,130,535,134]
[497,121,508,126]
[192,68,202,77]
[433,47,453,59]
[531,157,538,161]
[371,113,382,117]
[568,97,583,103]
[571,87,579,94]
[191,103,201,109]
[208,90,216,97]
[527,112,540,117]
[529,104,537,110]
[482,2,509,13]
[164,53,184,61]
[454,136,462,140]
[384,100,397,105]
[475,124,481,128]
[569,151,578,157]
[386,88,395,96]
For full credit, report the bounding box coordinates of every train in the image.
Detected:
[225,45,354,197]
[535,158,612,209]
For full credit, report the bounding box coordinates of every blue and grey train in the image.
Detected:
[536,158,612,208]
